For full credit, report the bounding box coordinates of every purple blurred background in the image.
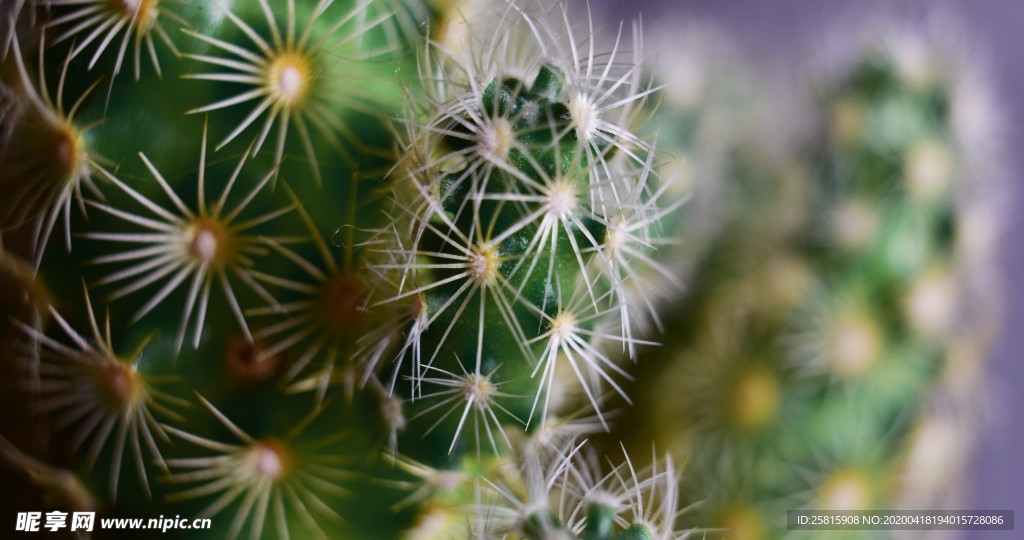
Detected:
[593,0,1023,538]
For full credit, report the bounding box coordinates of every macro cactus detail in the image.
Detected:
[0,2,1003,540]
[1,1,689,539]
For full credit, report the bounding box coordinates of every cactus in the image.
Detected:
[1,2,1003,540]
[1,1,689,539]
[609,15,1001,540]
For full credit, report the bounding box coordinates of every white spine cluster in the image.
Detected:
[372,0,679,453]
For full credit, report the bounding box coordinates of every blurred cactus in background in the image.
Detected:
[609,13,1002,540]
[0,1,1002,540]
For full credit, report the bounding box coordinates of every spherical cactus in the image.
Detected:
[380,0,671,446]
[0,1,690,539]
